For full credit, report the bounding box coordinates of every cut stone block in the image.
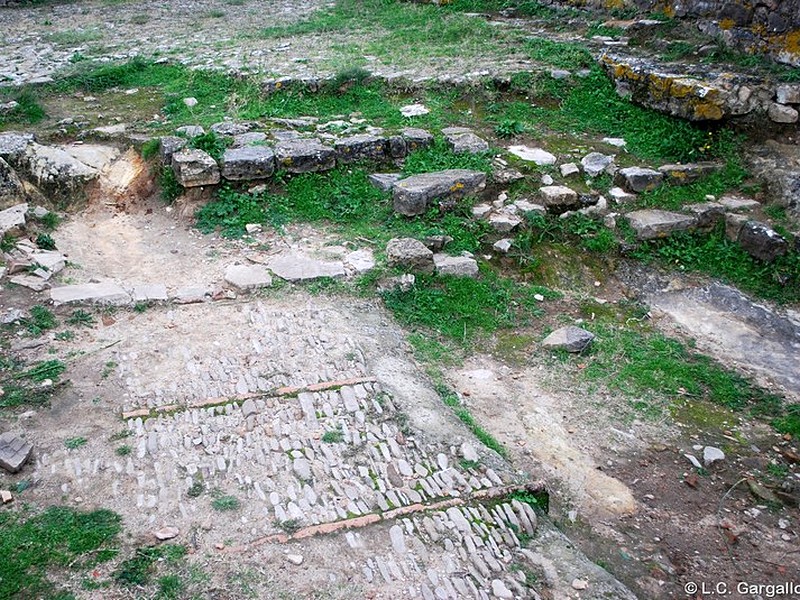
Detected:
[368,173,402,192]
[24,143,98,189]
[400,128,434,151]
[539,185,579,212]
[334,134,387,164]
[232,132,268,147]
[683,202,724,229]
[625,209,696,240]
[560,163,580,177]
[433,254,479,278]
[0,132,34,163]
[268,252,346,282]
[386,238,434,273]
[392,169,486,216]
[725,212,748,241]
[718,194,760,212]
[737,221,788,262]
[171,149,220,187]
[488,211,523,233]
[275,139,336,173]
[50,282,131,306]
[158,136,187,163]
[615,167,663,193]
[224,264,274,290]
[221,146,276,181]
[442,127,488,154]
[658,162,722,185]
[541,326,594,353]
[0,432,33,473]
[131,283,169,302]
[10,274,49,291]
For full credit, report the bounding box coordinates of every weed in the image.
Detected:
[101,361,117,379]
[321,429,344,443]
[140,138,161,160]
[0,89,46,126]
[22,359,66,382]
[39,211,61,230]
[381,271,543,344]
[114,545,186,587]
[510,489,549,512]
[459,458,481,470]
[159,166,182,204]
[35,233,56,250]
[211,494,240,511]
[157,574,184,599]
[47,28,103,45]
[276,519,302,534]
[187,481,205,498]
[115,445,131,456]
[108,430,131,442]
[1,233,16,252]
[494,118,526,138]
[67,309,96,328]
[21,305,57,336]
[205,9,226,18]
[65,436,88,450]
[189,131,230,161]
[133,301,150,313]
[0,507,121,599]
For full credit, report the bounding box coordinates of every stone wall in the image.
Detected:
[560,0,800,66]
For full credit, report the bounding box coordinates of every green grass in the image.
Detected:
[47,29,103,46]
[65,436,88,450]
[381,270,544,344]
[114,544,187,587]
[630,225,800,305]
[20,305,58,336]
[0,357,67,410]
[321,429,344,443]
[0,506,121,599]
[0,90,46,128]
[574,323,798,436]
[67,309,96,328]
[211,494,240,511]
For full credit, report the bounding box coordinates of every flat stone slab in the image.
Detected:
[10,274,49,291]
[442,127,488,154]
[275,139,336,173]
[0,202,27,236]
[172,149,220,187]
[541,326,595,353]
[507,146,556,165]
[719,194,761,211]
[268,252,346,282]
[62,144,119,172]
[30,250,66,279]
[626,209,696,240]
[658,161,722,185]
[433,254,479,278]
[158,136,187,163]
[344,249,376,274]
[221,146,276,181]
[393,169,486,216]
[0,432,33,473]
[50,282,132,306]
[224,264,274,290]
[23,143,98,188]
[131,283,169,302]
[334,134,387,164]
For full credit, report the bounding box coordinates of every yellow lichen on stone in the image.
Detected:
[719,18,735,31]
[691,100,724,120]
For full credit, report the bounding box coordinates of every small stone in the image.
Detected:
[0,490,12,504]
[245,223,262,234]
[460,442,478,462]
[183,97,198,108]
[491,579,514,599]
[572,578,589,590]
[493,238,513,253]
[389,524,406,554]
[703,446,725,466]
[175,125,205,138]
[541,174,554,185]
[685,454,702,469]
[472,203,492,218]
[737,221,788,262]
[608,187,635,203]
[539,185,579,212]
[541,326,594,353]
[154,526,180,541]
[400,128,434,151]
[581,152,613,177]
[508,145,556,165]
[603,137,626,147]
[0,432,33,473]
[0,203,27,237]
[776,84,800,105]
[286,554,304,565]
[488,211,523,233]
[560,163,580,177]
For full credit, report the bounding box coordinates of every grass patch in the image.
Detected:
[114,544,186,587]
[629,225,800,305]
[0,89,46,127]
[67,309,96,328]
[211,494,240,511]
[381,271,543,345]
[321,429,344,443]
[577,324,796,435]
[433,378,507,457]
[65,436,88,450]
[0,357,67,410]
[0,506,121,599]
[47,29,103,46]
[20,305,57,336]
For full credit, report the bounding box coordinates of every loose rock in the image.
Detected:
[386,238,434,273]
[0,432,33,474]
[541,326,595,353]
